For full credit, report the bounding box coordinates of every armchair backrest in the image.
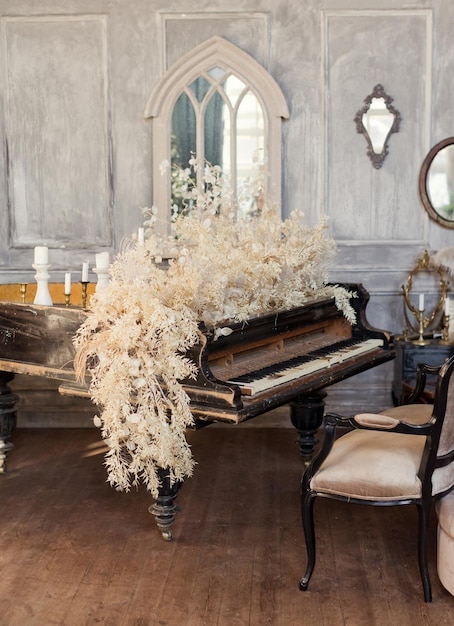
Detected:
[431,355,454,496]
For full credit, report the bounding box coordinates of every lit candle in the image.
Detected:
[419,294,424,311]
[445,297,451,316]
[95,251,110,269]
[138,227,145,245]
[81,261,89,282]
[34,245,48,265]
[64,272,71,295]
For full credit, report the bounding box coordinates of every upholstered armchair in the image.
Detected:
[299,357,454,602]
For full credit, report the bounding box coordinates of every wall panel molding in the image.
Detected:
[0,13,112,264]
[159,11,270,71]
[322,9,433,243]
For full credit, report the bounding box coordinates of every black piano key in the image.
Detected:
[228,337,367,384]
[229,354,315,383]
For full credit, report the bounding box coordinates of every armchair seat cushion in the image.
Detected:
[311,428,426,501]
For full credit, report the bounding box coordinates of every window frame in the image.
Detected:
[144,36,289,236]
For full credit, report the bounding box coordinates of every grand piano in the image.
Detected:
[0,282,394,538]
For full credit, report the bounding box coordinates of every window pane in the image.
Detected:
[171,92,196,215]
[171,91,196,169]
[189,76,211,103]
[222,75,246,108]
[204,90,226,170]
[236,91,265,181]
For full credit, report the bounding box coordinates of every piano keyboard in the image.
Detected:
[227,337,384,396]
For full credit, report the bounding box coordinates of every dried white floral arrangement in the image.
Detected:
[74,160,356,497]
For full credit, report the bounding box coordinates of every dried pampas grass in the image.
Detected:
[74,161,356,497]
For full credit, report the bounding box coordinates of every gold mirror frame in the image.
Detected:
[401,249,449,340]
[419,137,454,228]
[354,84,401,169]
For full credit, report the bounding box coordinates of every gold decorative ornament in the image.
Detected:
[401,249,450,344]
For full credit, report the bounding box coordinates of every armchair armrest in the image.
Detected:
[352,412,434,434]
[354,413,400,429]
[405,362,442,404]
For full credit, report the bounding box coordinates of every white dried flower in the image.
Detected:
[73,160,355,499]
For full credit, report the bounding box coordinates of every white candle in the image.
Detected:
[419,294,424,311]
[34,245,48,265]
[81,261,89,282]
[64,272,71,295]
[95,251,110,269]
[445,297,450,316]
[138,227,145,245]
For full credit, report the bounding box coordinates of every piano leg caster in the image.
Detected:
[148,467,181,540]
[290,391,327,460]
[0,371,18,474]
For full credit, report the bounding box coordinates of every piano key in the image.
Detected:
[228,338,383,395]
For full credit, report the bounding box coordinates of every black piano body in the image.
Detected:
[0,282,395,538]
[184,283,394,425]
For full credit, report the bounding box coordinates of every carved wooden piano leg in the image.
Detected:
[0,371,19,474]
[148,467,181,540]
[290,391,327,461]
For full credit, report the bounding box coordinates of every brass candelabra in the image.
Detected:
[440,313,451,345]
[414,309,428,345]
[401,249,449,342]
[19,282,28,303]
[80,281,89,309]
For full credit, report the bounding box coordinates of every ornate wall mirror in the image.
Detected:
[144,36,289,236]
[419,137,454,228]
[354,84,401,169]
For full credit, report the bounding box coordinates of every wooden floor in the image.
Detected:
[0,427,452,626]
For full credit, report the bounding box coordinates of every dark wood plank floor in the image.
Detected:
[0,426,452,625]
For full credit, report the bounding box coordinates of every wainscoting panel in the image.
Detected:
[0,14,112,268]
[323,9,432,242]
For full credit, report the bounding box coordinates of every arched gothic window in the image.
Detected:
[144,36,289,235]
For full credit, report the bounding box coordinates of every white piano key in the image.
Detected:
[230,338,383,395]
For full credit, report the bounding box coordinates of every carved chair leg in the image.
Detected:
[417,501,432,602]
[300,492,316,591]
[0,371,18,474]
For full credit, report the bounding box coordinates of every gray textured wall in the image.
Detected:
[0,0,453,425]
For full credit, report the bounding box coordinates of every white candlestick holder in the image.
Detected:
[32,263,53,306]
[93,267,110,293]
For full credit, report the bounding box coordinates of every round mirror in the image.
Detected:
[419,137,454,228]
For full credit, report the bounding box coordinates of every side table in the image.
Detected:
[392,338,454,405]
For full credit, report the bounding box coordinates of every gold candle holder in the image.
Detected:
[80,281,89,309]
[64,293,71,307]
[401,250,449,340]
[19,282,28,303]
[440,314,451,345]
[414,310,429,345]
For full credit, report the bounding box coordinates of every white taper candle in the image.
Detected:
[64,272,71,295]
[138,227,145,245]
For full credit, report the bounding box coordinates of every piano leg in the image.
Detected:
[0,371,19,474]
[148,467,181,540]
[290,391,327,461]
